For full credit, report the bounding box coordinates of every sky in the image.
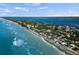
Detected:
[0,3,79,17]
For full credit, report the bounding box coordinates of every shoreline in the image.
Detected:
[27,29,78,55]
[6,19,78,55]
[28,29,66,55]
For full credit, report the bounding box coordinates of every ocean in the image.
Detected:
[15,17,79,28]
[0,18,63,55]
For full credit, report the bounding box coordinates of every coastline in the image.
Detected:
[6,19,79,55]
[28,29,66,55]
[27,29,78,55]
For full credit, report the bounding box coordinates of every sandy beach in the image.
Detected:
[27,28,79,55]
[28,29,66,55]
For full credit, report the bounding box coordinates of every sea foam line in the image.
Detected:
[28,29,65,55]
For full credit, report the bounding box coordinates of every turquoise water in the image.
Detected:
[0,18,63,55]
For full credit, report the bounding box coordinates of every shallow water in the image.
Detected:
[0,18,63,55]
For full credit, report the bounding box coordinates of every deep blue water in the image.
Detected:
[16,17,79,28]
[0,18,63,55]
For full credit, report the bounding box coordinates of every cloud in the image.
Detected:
[25,3,30,6]
[15,7,23,9]
[32,3,41,6]
[44,9,79,17]
[0,9,11,13]
[4,9,11,13]
[15,7,29,12]
[0,8,14,16]
[0,3,7,6]
[39,6,48,10]
[0,3,9,8]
